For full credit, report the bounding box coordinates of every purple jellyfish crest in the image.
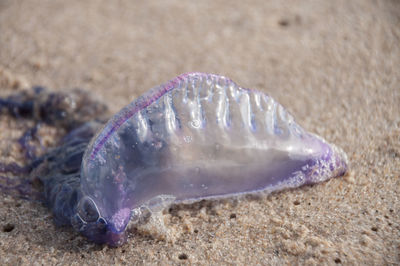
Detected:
[73,72,348,245]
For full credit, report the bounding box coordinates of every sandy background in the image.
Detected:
[0,0,399,265]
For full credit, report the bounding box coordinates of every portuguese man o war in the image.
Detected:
[0,73,348,246]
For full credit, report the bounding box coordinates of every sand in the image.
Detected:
[0,0,399,265]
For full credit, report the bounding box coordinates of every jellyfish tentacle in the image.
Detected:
[0,174,41,200]
[18,123,43,160]
[0,162,32,175]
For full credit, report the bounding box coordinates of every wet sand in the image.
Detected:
[0,0,399,264]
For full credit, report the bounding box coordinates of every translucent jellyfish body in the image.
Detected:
[76,73,347,245]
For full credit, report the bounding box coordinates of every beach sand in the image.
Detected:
[0,0,399,264]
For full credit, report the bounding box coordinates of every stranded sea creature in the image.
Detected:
[0,73,348,246]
